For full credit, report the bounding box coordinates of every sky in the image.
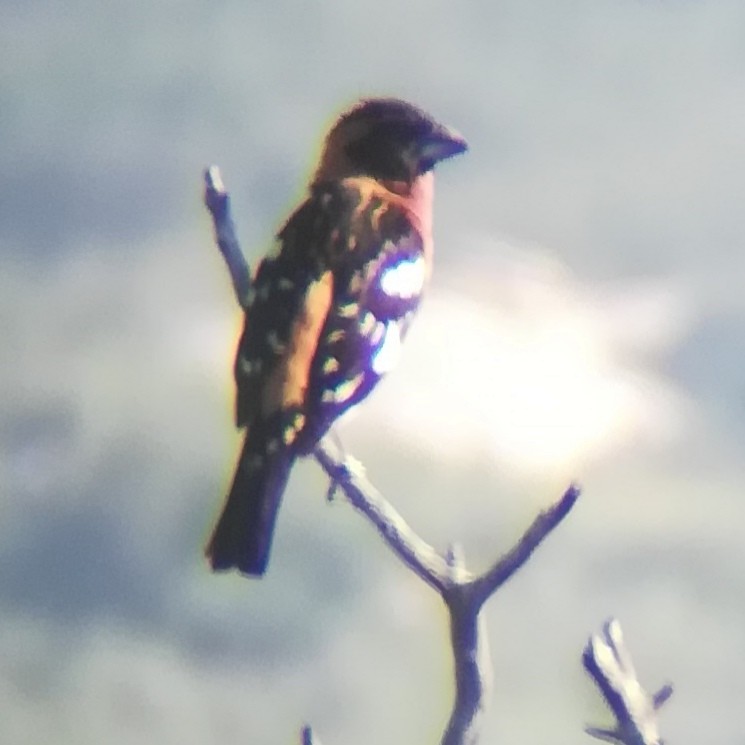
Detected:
[2,1,745,743]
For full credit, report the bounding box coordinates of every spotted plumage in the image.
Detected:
[206,97,466,576]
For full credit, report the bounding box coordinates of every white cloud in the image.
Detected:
[359,239,694,472]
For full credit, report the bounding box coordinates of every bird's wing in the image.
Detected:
[233,184,352,429]
[297,183,427,450]
[234,179,426,451]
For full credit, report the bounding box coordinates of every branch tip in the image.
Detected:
[300,725,320,745]
[653,683,674,710]
[204,164,226,195]
[583,618,672,745]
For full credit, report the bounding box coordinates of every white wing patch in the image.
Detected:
[379,254,426,300]
[372,321,403,375]
[322,372,365,404]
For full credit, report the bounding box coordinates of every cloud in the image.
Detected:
[357,238,694,474]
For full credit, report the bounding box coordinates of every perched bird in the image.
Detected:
[206,97,467,576]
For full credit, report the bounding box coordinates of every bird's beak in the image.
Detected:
[421,123,468,164]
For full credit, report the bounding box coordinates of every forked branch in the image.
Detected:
[204,165,580,745]
[583,618,673,745]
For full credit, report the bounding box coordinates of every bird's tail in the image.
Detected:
[206,420,297,577]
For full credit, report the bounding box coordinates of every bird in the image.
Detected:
[206,97,467,577]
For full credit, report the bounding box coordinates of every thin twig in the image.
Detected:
[469,483,581,609]
[204,166,251,307]
[583,618,673,745]
[314,439,452,593]
[300,725,320,745]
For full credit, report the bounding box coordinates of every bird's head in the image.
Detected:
[314,97,467,186]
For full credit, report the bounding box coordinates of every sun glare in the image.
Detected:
[366,243,690,472]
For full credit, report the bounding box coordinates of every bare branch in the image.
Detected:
[441,587,492,745]
[314,439,453,593]
[469,483,580,608]
[439,487,579,744]
[203,166,251,308]
[652,684,673,710]
[583,618,673,745]
[300,725,321,745]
